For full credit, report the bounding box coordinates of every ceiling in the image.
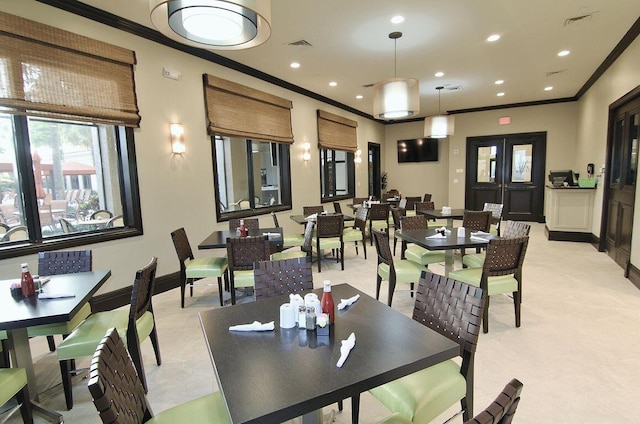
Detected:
[61,1,640,121]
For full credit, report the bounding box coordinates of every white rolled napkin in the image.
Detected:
[336,332,356,368]
[279,304,296,329]
[305,213,318,220]
[426,233,446,239]
[337,294,360,310]
[37,292,75,299]
[229,321,275,332]
[470,235,490,243]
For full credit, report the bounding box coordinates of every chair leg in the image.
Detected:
[483,295,490,333]
[387,276,396,307]
[16,382,33,423]
[338,400,343,411]
[150,326,162,366]
[351,394,360,424]
[230,274,237,305]
[217,276,224,307]
[47,335,56,352]
[514,290,521,327]
[1,339,10,368]
[189,281,194,297]
[340,245,344,270]
[60,359,73,410]
[393,236,397,255]
[354,241,359,256]
[180,277,186,308]
[410,282,414,298]
[362,240,367,260]
[376,274,382,300]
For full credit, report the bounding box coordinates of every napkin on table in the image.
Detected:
[229,321,275,332]
[38,293,75,299]
[337,294,360,310]
[305,213,318,220]
[470,235,490,242]
[426,233,446,239]
[471,231,492,237]
[336,332,356,368]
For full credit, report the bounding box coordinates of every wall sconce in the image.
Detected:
[302,142,311,161]
[354,149,362,164]
[170,123,185,154]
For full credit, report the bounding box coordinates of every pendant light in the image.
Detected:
[424,86,455,138]
[150,0,271,50]
[372,32,419,120]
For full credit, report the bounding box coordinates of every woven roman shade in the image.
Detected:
[204,74,294,143]
[317,110,358,152]
[0,11,141,127]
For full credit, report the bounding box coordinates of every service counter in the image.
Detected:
[545,185,596,242]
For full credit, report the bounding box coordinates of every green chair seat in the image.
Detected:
[57,310,154,361]
[448,268,518,295]
[271,249,307,261]
[371,221,389,230]
[376,412,413,424]
[283,233,305,248]
[378,260,424,283]
[462,252,485,268]
[231,269,255,288]
[370,359,466,424]
[342,228,363,242]
[185,257,228,278]
[147,392,231,424]
[26,302,91,338]
[0,368,27,406]
[405,246,446,267]
[318,237,341,250]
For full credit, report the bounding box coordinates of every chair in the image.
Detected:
[90,209,113,220]
[303,205,324,216]
[88,327,230,424]
[343,206,368,259]
[465,378,524,424]
[226,235,272,304]
[106,214,124,228]
[413,201,439,228]
[389,206,405,256]
[461,210,492,257]
[27,250,93,352]
[2,225,28,241]
[401,215,446,267]
[253,256,313,300]
[171,228,228,308]
[352,197,368,206]
[449,236,529,333]
[228,218,259,232]
[57,257,162,410]
[333,201,342,213]
[314,213,344,272]
[369,272,486,423]
[423,193,432,202]
[404,196,421,216]
[59,218,77,234]
[271,212,304,249]
[462,221,531,268]
[0,368,33,423]
[271,220,314,261]
[372,229,424,307]
[386,189,400,198]
[368,203,390,245]
[483,203,504,236]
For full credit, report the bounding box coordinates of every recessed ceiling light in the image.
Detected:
[356,95,363,99]
[329,81,337,87]
[557,50,570,57]
[290,62,300,69]
[494,80,504,85]
[544,86,554,91]
[435,71,444,77]
[391,15,404,24]
[487,34,501,42]
[497,92,505,97]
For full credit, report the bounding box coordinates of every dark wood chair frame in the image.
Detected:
[226,235,272,304]
[368,203,390,246]
[315,214,344,272]
[464,378,524,424]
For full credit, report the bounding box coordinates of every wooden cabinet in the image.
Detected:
[545,187,595,242]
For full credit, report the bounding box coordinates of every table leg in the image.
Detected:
[447,217,454,228]
[444,249,454,276]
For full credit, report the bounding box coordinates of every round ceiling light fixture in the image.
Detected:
[150,0,271,50]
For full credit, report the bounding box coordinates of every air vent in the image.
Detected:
[362,82,375,88]
[288,39,313,47]
[546,69,566,77]
[445,86,462,91]
[564,13,595,26]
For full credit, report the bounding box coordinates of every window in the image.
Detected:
[320,149,355,201]
[213,135,291,221]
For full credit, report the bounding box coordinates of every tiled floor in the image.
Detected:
[4,222,640,423]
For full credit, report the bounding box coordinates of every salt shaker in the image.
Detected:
[305,306,316,330]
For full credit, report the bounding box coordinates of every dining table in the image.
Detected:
[197,227,284,250]
[0,270,111,422]
[416,208,466,228]
[199,283,459,424]
[396,227,493,275]
[289,213,354,225]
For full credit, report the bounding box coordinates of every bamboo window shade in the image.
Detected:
[203,74,294,143]
[317,110,358,152]
[0,11,141,127]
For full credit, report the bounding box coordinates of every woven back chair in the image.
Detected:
[404,196,421,211]
[483,203,504,235]
[369,272,485,422]
[400,214,427,231]
[343,206,368,259]
[465,378,524,424]
[226,235,271,304]
[368,203,390,245]
[501,220,531,238]
[352,197,368,206]
[390,207,405,255]
[333,202,342,213]
[271,211,280,227]
[415,201,435,212]
[228,218,259,231]
[253,257,313,300]
[59,218,76,234]
[423,193,432,202]
[463,210,492,232]
[303,205,325,216]
[315,214,344,272]
[90,209,113,220]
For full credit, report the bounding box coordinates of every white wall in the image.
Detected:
[0,2,384,292]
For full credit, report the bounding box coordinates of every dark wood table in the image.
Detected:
[396,228,493,275]
[416,208,465,227]
[199,283,459,424]
[290,213,354,225]
[198,227,284,250]
[0,270,111,422]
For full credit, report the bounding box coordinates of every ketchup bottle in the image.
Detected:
[239,219,248,237]
[21,263,36,297]
[321,280,335,324]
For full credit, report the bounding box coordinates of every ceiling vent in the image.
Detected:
[564,13,595,26]
[445,86,462,91]
[288,39,313,47]
[546,69,566,77]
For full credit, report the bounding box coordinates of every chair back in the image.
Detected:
[90,210,113,220]
[0,222,9,235]
[465,378,524,424]
[400,214,427,230]
[2,225,28,241]
[38,250,92,276]
[128,257,158,335]
[106,215,124,228]
[228,218,259,231]
[316,214,343,239]
[483,203,504,224]
[390,207,403,231]
[301,220,315,254]
[372,229,393,267]
[501,220,531,238]
[226,235,271,271]
[463,210,492,232]
[404,196,421,211]
[253,257,313,300]
[333,202,342,213]
[303,205,324,216]
[271,212,280,227]
[88,328,153,424]
[368,203,389,221]
[483,236,529,279]
[415,201,434,212]
[352,197,368,206]
[353,207,368,231]
[171,228,195,276]
[59,218,76,233]
[423,193,432,202]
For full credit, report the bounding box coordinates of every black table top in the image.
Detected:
[199,283,459,424]
[396,228,493,250]
[198,227,284,249]
[416,208,466,220]
[0,270,111,330]
[289,213,354,225]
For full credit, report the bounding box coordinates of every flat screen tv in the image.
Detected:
[397,138,439,163]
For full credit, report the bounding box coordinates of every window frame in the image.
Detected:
[320,148,355,203]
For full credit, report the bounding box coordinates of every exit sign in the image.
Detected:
[499,116,511,125]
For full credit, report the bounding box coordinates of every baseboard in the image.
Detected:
[627,263,640,290]
[90,272,181,312]
[545,226,594,242]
